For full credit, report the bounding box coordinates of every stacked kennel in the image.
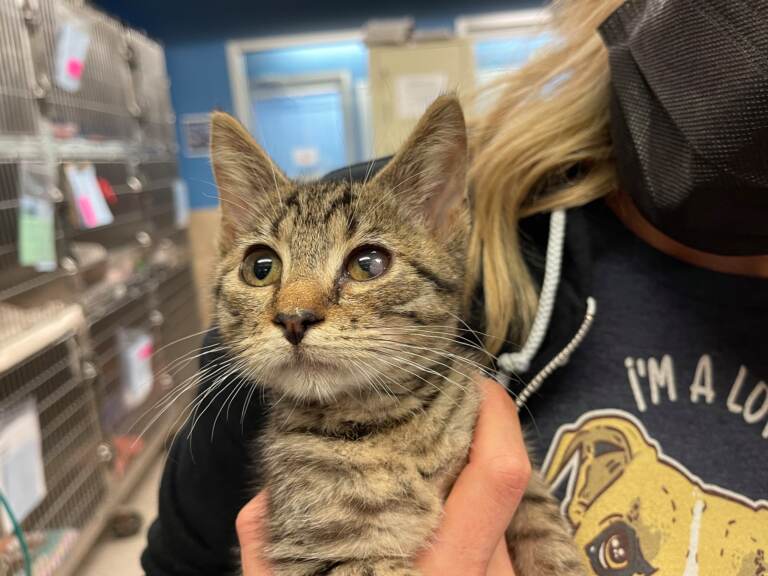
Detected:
[0,1,200,574]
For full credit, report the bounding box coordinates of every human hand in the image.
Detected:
[236,378,530,575]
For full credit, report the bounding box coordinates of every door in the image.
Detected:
[249,74,355,180]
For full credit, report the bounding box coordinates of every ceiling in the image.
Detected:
[92,0,543,42]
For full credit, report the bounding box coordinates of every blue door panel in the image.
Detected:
[251,91,347,179]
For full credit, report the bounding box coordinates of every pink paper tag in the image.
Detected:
[137,343,154,360]
[77,195,97,228]
[67,58,84,79]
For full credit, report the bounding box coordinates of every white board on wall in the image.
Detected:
[394,73,449,119]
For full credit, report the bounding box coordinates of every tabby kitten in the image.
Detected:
[210,96,585,576]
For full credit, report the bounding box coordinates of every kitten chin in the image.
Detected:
[264,363,368,403]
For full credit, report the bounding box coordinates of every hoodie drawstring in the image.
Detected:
[498,209,567,374]
[495,209,598,409]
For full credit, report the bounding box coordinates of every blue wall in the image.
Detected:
[474,34,552,71]
[166,41,233,210]
[95,0,542,210]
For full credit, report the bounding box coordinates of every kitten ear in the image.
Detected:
[372,94,468,233]
[210,111,288,248]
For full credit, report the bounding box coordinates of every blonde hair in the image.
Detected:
[468,0,624,354]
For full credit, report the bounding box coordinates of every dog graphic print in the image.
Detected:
[542,410,768,576]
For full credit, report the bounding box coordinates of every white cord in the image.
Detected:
[498,209,567,374]
[515,297,597,409]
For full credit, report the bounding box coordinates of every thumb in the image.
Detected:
[236,492,274,576]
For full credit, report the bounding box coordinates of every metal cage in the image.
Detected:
[34,0,136,143]
[86,279,154,438]
[80,264,201,478]
[153,262,200,391]
[127,30,175,157]
[0,0,40,139]
[0,309,108,573]
[60,160,149,250]
[0,158,77,304]
[139,160,178,240]
[0,2,199,572]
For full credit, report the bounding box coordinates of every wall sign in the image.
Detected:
[181,113,212,158]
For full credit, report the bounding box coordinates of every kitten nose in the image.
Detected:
[273,310,324,345]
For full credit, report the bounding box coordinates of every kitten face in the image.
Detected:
[211,97,469,402]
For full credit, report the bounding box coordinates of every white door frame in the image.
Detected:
[226,29,364,132]
[455,9,551,40]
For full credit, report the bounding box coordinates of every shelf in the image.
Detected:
[0,304,83,375]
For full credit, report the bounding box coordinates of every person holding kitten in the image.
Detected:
[143,0,767,574]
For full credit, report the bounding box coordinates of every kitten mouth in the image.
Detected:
[287,346,339,370]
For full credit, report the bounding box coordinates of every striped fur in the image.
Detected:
[210,96,585,576]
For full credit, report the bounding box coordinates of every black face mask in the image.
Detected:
[599,0,768,256]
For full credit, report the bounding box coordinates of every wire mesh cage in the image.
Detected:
[82,276,173,481]
[86,279,153,436]
[138,160,178,240]
[0,0,41,138]
[126,30,175,157]
[0,158,77,305]
[0,2,196,572]
[33,0,136,142]
[0,314,108,574]
[153,262,200,393]
[59,160,150,250]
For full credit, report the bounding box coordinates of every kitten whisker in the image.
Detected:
[148,326,215,362]
[130,360,228,442]
[363,338,493,377]
[211,370,253,442]
[365,321,511,344]
[353,358,401,405]
[162,344,229,378]
[357,351,449,406]
[146,359,239,459]
[364,348,541,428]
[366,352,466,403]
[363,158,376,186]
[358,328,494,360]
[187,358,250,442]
[347,361,388,404]
[367,345,475,391]
[241,355,279,430]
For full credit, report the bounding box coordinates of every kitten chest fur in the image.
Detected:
[261,358,481,574]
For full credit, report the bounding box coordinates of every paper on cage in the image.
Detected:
[64,163,114,229]
[0,399,47,533]
[18,162,57,272]
[54,10,91,93]
[173,178,190,228]
[118,329,154,410]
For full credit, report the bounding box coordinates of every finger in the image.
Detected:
[236,492,274,576]
[470,379,529,469]
[486,537,516,575]
[417,379,531,575]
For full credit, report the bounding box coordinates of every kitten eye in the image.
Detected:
[346,246,390,282]
[241,246,282,287]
